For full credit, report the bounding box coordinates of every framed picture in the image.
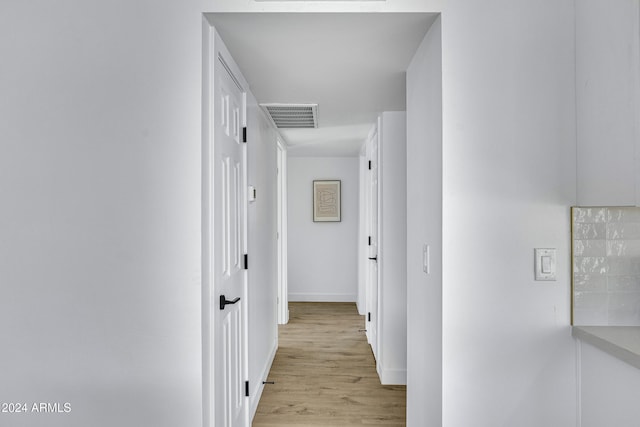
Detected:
[313,180,341,222]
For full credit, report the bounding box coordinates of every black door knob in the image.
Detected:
[220,295,241,310]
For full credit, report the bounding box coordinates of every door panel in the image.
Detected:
[214,51,247,427]
[233,160,241,271]
[223,308,243,425]
[222,158,230,276]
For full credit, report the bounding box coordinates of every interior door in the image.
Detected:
[367,127,379,360]
[214,52,248,427]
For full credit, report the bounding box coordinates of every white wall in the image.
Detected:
[210,0,445,13]
[246,97,279,417]
[574,2,640,426]
[406,17,442,426]
[0,3,280,426]
[378,112,408,384]
[579,341,640,427]
[441,1,578,426]
[576,0,640,206]
[287,157,359,302]
[0,1,209,426]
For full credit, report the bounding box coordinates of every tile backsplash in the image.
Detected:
[573,207,640,325]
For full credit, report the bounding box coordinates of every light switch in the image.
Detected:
[541,256,551,273]
[535,248,556,281]
[423,244,430,275]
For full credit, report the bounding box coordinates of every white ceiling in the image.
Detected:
[208,13,437,157]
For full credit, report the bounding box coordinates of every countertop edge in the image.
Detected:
[572,326,640,370]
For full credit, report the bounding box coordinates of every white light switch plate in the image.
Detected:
[534,248,556,281]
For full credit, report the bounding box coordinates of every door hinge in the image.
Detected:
[243,254,248,270]
[368,236,371,246]
[245,381,249,397]
[242,127,247,143]
[368,160,372,170]
[368,312,371,322]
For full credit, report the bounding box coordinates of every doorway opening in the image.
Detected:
[203,11,443,426]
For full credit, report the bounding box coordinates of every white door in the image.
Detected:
[213,52,248,427]
[366,127,379,359]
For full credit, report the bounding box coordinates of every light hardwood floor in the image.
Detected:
[252,302,406,426]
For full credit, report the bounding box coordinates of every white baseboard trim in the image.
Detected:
[288,293,356,302]
[377,363,407,385]
[249,338,278,422]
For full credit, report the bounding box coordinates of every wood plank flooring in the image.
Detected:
[252,302,406,426]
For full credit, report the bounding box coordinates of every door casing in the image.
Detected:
[276,139,289,325]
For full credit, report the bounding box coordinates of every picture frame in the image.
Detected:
[313,180,341,222]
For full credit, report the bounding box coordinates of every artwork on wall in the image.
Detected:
[313,180,341,222]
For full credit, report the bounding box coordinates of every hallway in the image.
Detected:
[253,302,406,426]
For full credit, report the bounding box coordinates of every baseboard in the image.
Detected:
[249,338,278,422]
[288,293,356,302]
[377,363,407,385]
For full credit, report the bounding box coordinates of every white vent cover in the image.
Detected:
[260,103,318,129]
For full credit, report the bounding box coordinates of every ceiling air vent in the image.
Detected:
[260,103,318,129]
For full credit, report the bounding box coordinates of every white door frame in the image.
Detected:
[202,18,215,426]
[357,142,367,315]
[276,139,289,324]
[202,17,250,427]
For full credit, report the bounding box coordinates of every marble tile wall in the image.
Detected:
[573,207,640,325]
